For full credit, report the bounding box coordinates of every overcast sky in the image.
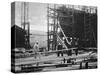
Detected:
[15,2,48,32]
[15,2,97,33]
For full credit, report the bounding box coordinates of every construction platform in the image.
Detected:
[13,48,97,73]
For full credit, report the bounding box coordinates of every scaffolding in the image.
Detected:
[47,4,74,51]
[83,6,97,47]
[47,4,58,51]
[21,2,30,49]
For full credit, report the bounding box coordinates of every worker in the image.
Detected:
[57,42,63,57]
[63,37,72,56]
[34,41,40,59]
[85,62,88,69]
[75,38,79,56]
[75,48,78,56]
[68,49,72,56]
[80,62,82,69]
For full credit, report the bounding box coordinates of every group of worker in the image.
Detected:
[33,37,79,59]
[57,37,79,57]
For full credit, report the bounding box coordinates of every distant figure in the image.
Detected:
[68,49,72,56]
[57,43,63,57]
[80,62,82,69]
[63,58,66,63]
[63,37,72,56]
[34,41,40,59]
[75,38,79,56]
[63,37,72,48]
[75,49,78,56]
[85,62,88,69]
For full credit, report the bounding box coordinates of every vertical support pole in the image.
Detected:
[72,5,74,38]
[21,2,23,28]
[23,2,26,48]
[53,4,56,50]
[89,7,91,47]
[72,5,74,47]
[84,6,86,47]
[27,3,30,49]
[24,2,26,30]
[47,4,50,51]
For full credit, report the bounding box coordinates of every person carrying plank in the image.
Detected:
[34,41,40,59]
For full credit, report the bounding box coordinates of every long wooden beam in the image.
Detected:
[15,52,96,66]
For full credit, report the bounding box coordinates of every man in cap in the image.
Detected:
[34,41,40,59]
[57,42,63,57]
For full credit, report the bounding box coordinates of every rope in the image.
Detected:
[56,32,68,49]
[57,21,72,45]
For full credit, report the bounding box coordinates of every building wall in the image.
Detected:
[58,7,97,47]
[11,25,26,49]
